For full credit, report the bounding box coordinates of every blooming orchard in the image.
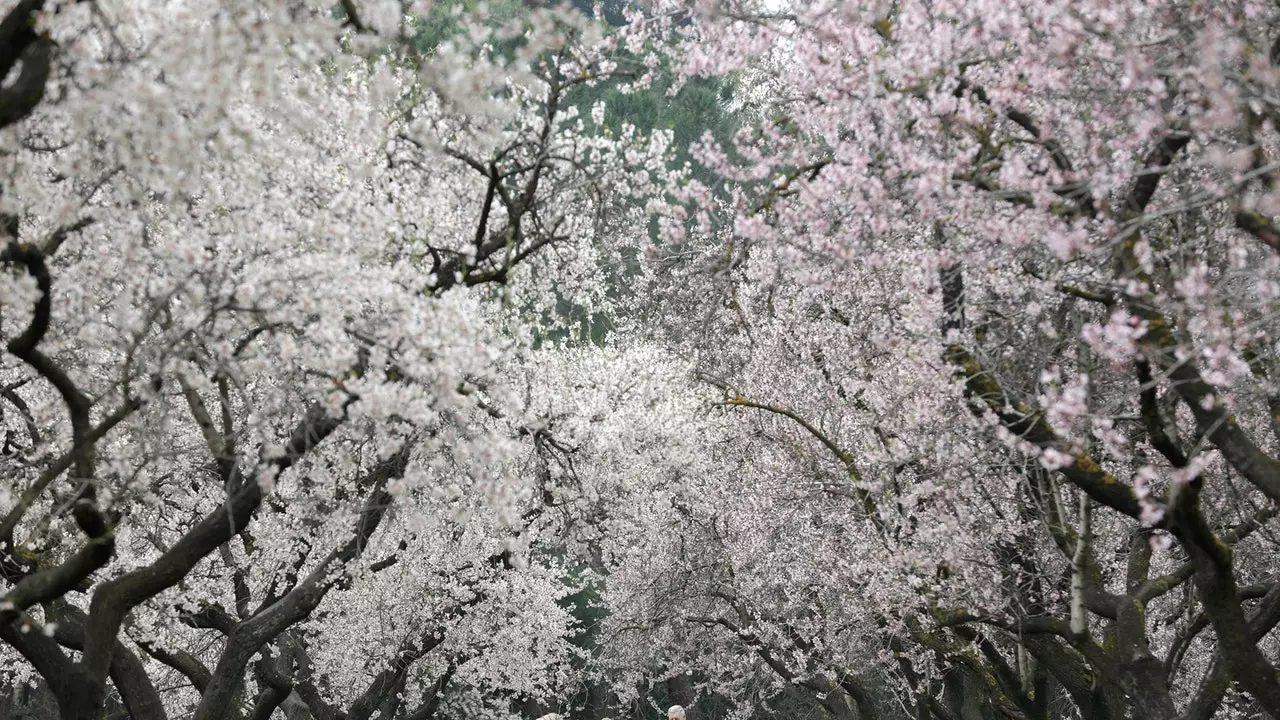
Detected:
[4,0,1280,719]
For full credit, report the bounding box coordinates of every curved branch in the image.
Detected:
[1,243,95,490]
[46,601,166,720]
[80,400,351,708]
[0,397,141,547]
[193,446,409,720]
[0,0,52,130]
[1169,485,1280,715]
[134,637,213,693]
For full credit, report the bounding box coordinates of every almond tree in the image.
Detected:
[608,1,1280,718]
[0,1,669,719]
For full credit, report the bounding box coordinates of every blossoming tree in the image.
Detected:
[596,0,1280,718]
[0,0,673,718]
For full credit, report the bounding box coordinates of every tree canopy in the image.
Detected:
[2,1,1280,720]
